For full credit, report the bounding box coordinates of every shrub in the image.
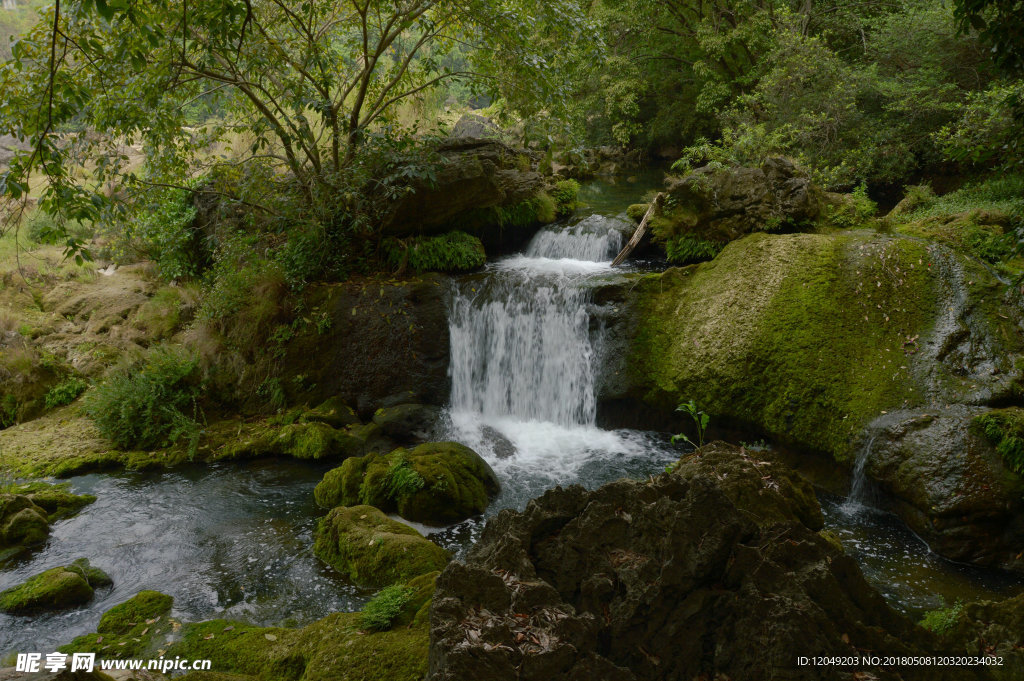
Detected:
[84,346,202,453]
[24,212,94,245]
[383,231,486,273]
[359,584,414,631]
[132,188,202,281]
[918,600,963,635]
[826,182,877,228]
[551,179,581,217]
[665,236,724,264]
[44,377,88,410]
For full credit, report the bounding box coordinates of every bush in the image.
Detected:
[826,183,877,228]
[359,584,414,631]
[665,236,724,264]
[84,346,202,453]
[24,212,94,246]
[132,188,203,281]
[44,377,88,410]
[918,600,963,635]
[551,179,581,217]
[383,231,486,273]
[974,409,1024,475]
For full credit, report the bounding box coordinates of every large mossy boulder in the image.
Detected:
[314,442,499,525]
[313,505,448,587]
[0,558,111,614]
[944,593,1024,681]
[602,230,1024,569]
[428,442,970,681]
[61,590,175,659]
[372,403,440,443]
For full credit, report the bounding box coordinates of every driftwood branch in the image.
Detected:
[612,193,664,267]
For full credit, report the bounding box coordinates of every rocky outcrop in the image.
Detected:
[282,276,451,417]
[600,230,1024,570]
[428,443,971,681]
[0,494,51,561]
[945,593,1024,681]
[380,138,549,254]
[857,406,1024,573]
[637,158,825,263]
[313,505,449,587]
[314,442,500,525]
[61,590,175,659]
[0,558,111,614]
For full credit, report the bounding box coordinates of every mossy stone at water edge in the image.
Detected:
[0,559,111,614]
[299,396,359,429]
[61,590,175,659]
[12,481,97,521]
[0,495,50,560]
[314,442,499,525]
[313,505,448,587]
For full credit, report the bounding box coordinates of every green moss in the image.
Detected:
[0,496,49,558]
[134,286,184,340]
[314,442,499,524]
[974,408,1024,475]
[169,610,429,681]
[626,203,650,223]
[0,559,109,614]
[628,233,937,460]
[360,584,415,632]
[313,505,448,587]
[61,590,175,659]
[383,231,487,273]
[5,481,95,521]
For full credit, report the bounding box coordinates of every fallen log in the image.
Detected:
[611,192,664,267]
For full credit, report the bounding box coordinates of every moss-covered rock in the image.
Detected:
[9,481,97,521]
[0,559,111,614]
[0,494,50,560]
[170,609,429,681]
[299,396,359,429]
[944,593,1024,681]
[371,403,439,442]
[313,505,448,587]
[605,230,1024,570]
[314,442,499,525]
[973,407,1024,476]
[61,590,175,659]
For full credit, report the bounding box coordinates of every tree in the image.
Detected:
[0,0,585,257]
[954,0,1024,73]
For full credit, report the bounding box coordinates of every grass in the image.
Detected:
[360,584,415,631]
[902,174,1024,221]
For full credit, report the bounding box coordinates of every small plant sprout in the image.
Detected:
[671,399,710,449]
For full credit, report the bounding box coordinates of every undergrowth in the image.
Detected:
[360,584,415,631]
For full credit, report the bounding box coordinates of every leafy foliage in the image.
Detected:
[126,188,201,281]
[359,584,415,632]
[43,377,88,410]
[550,179,581,217]
[918,600,964,635]
[671,399,710,449]
[384,454,426,501]
[974,409,1024,475]
[383,231,486,273]
[665,236,723,265]
[84,346,202,453]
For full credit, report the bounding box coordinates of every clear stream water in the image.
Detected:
[2,173,1021,657]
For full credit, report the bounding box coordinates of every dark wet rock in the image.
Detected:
[314,442,499,525]
[283,275,450,417]
[380,138,547,254]
[858,406,1024,573]
[479,424,517,459]
[314,505,449,587]
[372,403,440,443]
[0,558,111,614]
[428,443,975,681]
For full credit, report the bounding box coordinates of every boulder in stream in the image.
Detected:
[314,442,499,525]
[0,558,111,614]
[0,494,51,561]
[313,504,449,587]
[428,442,979,681]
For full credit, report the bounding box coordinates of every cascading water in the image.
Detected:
[841,435,876,513]
[444,213,674,506]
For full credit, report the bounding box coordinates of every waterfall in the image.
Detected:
[443,214,670,498]
[842,436,876,513]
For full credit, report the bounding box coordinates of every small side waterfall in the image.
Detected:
[842,435,876,513]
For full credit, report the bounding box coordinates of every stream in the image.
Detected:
[2,173,1021,657]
